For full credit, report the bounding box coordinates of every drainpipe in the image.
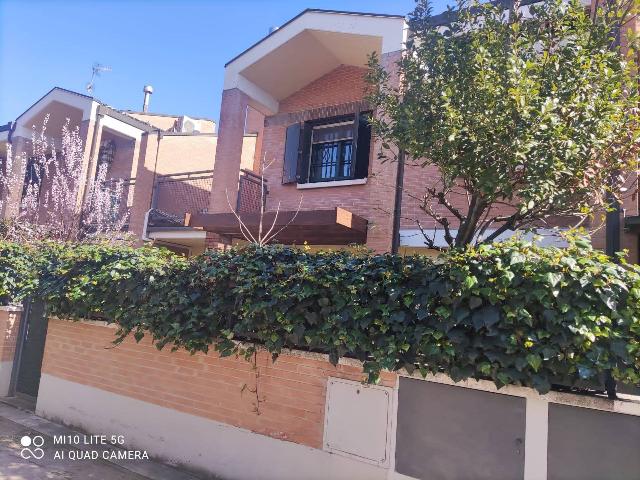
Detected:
[142,129,163,242]
[391,149,406,254]
[606,18,623,264]
[604,192,620,400]
[603,4,623,400]
[605,199,621,260]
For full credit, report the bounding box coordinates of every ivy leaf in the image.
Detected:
[469,296,483,309]
[545,273,562,287]
[510,252,526,265]
[464,275,478,289]
[526,354,542,372]
[472,306,501,331]
[532,375,551,394]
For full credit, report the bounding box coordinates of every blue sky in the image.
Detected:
[0,0,450,123]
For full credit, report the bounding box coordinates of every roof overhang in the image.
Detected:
[12,87,98,140]
[187,207,368,245]
[224,10,407,113]
[11,87,156,141]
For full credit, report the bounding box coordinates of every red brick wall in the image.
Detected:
[41,319,396,449]
[279,65,370,114]
[128,132,160,241]
[260,63,399,252]
[209,89,251,214]
[0,308,21,363]
[204,231,231,251]
[260,58,523,251]
[245,106,265,171]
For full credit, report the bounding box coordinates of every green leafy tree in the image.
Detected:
[367,0,640,247]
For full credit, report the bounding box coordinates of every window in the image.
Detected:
[282,112,372,185]
[22,157,43,199]
[309,121,354,182]
[96,139,116,177]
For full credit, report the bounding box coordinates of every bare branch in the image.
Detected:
[226,188,258,244]
[262,195,304,245]
[426,187,465,221]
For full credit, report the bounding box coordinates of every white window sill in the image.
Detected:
[297,178,367,190]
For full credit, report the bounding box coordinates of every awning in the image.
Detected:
[186,207,367,245]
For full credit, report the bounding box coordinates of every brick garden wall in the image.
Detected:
[0,308,20,366]
[0,307,21,395]
[33,318,640,480]
[41,319,396,449]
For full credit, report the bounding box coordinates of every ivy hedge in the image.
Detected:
[1,239,639,394]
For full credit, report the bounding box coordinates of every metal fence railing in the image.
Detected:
[237,169,267,214]
[151,170,214,220]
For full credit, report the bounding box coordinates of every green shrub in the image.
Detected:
[1,238,638,394]
[0,242,37,305]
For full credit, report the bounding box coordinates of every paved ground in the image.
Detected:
[0,401,204,480]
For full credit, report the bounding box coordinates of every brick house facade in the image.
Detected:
[0,87,262,255]
[189,8,640,261]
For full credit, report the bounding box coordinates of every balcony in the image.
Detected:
[144,169,268,254]
[151,170,214,222]
[236,169,267,214]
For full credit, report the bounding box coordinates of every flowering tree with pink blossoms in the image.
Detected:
[0,115,130,244]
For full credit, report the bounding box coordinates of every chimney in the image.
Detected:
[142,85,153,113]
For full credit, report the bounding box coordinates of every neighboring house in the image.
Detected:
[3,8,636,261]
[0,86,259,254]
[170,8,639,262]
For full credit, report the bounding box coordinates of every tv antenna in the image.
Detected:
[86,63,111,94]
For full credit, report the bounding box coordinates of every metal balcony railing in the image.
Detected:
[237,169,267,214]
[151,170,214,220]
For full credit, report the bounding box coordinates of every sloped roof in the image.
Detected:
[225,8,405,67]
[14,87,160,133]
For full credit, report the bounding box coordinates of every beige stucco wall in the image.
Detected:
[154,135,217,175]
[241,135,257,171]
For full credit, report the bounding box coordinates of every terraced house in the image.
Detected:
[2,9,638,261]
[140,7,635,263]
[0,86,259,255]
[1,5,639,480]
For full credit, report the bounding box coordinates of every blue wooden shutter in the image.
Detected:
[354,112,372,179]
[296,123,313,184]
[282,123,301,184]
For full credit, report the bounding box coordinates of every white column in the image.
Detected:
[524,396,549,480]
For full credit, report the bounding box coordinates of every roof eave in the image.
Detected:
[224,8,405,68]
